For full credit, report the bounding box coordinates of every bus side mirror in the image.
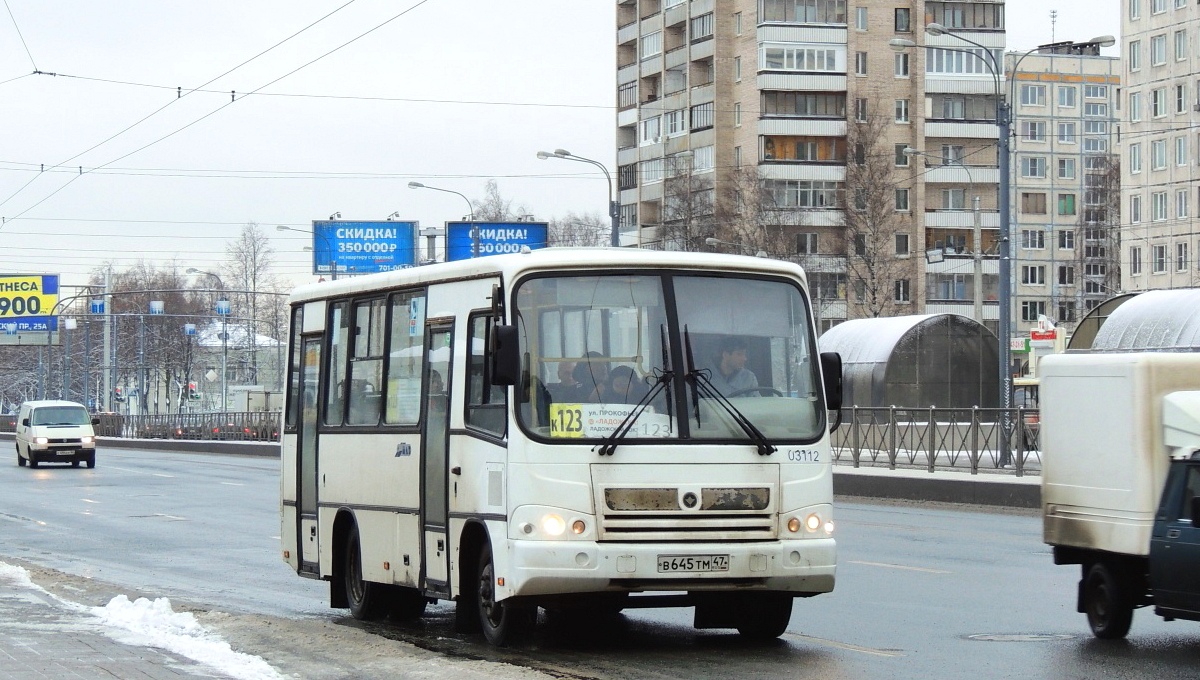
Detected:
[820,352,842,412]
[491,324,520,387]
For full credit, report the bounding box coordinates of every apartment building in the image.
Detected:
[1007,41,1120,337]
[1122,0,1200,292]
[615,0,1006,333]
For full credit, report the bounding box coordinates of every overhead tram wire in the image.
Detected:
[0,0,364,214]
[0,0,436,225]
[3,0,38,72]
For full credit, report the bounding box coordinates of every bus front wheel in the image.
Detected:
[344,525,387,621]
[735,593,793,640]
[477,542,535,646]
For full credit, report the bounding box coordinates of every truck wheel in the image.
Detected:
[17,446,25,467]
[344,524,387,620]
[477,542,535,646]
[1084,562,1133,639]
[735,593,794,640]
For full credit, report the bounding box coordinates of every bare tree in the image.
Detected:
[223,223,283,389]
[548,211,608,247]
[472,180,532,222]
[841,114,916,318]
[1072,154,1122,321]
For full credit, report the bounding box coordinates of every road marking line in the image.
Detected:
[783,632,905,657]
[152,473,174,478]
[220,482,244,486]
[80,499,99,504]
[848,560,950,574]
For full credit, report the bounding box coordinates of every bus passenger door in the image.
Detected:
[297,336,322,573]
[421,324,453,595]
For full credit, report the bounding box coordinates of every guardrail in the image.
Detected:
[122,412,282,441]
[832,407,1041,476]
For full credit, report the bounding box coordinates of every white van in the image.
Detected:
[15,400,98,469]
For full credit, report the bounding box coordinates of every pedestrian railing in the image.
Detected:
[121,412,282,442]
[832,406,1041,476]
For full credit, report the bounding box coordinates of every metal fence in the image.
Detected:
[832,407,1041,476]
[119,412,282,442]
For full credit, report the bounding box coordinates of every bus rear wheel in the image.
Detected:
[344,525,387,621]
[477,542,535,646]
[735,593,793,640]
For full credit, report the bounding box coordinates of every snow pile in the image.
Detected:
[91,595,285,680]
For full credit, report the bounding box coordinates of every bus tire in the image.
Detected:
[735,593,793,640]
[390,586,427,621]
[344,524,388,621]
[1083,561,1133,639]
[477,542,535,646]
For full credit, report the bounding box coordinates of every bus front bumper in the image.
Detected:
[504,538,835,599]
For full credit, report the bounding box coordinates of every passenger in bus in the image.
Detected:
[547,360,580,401]
[709,336,759,397]
[572,351,611,403]
[608,366,650,405]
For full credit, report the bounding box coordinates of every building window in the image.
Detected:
[1020,84,1047,106]
[1058,302,1077,323]
[1130,40,1142,70]
[895,233,910,255]
[1177,84,1187,114]
[1152,139,1167,169]
[640,158,664,183]
[1085,84,1108,98]
[690,102,714,130]
[760,0,849,24]
[939,188,963,210]
[1058,158,1076,179]
[1058,265,1075,285]
[1058,194,1077,215]
[762,91,847,117]
[733,102,742,127]
[1130,143,1142,173]
[1176,30,1188,61]
[855,98,868,122]
[1130,0,1141,19]
[1083,102,1108,117]
[1130,91,1142,121]
[1021,120,1046,142]
[618,82,637,109]
[1130,246,1143,275]
[797,232,819,254]
[1059,230,1075,250]
[1131,195,1143,223]
[894,52,910,77]
[894,7,911,32]
[1153,191,1168,220]
[664,109,687,137]
[1023,229,1046,249]
[1177,242,1189,271]
[1151,34,1166,65]
[1020,156,1046,178]
[1177,136,1187,165]
[768,179,843,207]
[1058,86,1077,108]
[1153,244,1168,272]
[733,145,741,169]
[760,44,843,72]
[941,145,965,164]
[1021,192,1047,214]
[1152,0,1166,14]
[1021,301,1047,321]
[894,279,910,303]
[894,143,910,166]
[641,31,663,60]
[925,46,1003,75]
[1178,189,1190,217]
[734,56,741,80]
[895,188,910,211]
[855,51,867,75]
[1058,122,1076,144]
[1022,265,1046,286]
[1152,88,1168,117]
[855,6,867,29]
[894,99,909,122]
[691,13,714,40]
[734,11,743,34]
[640,116,661,145]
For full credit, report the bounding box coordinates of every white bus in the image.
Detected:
[280,248,843,646]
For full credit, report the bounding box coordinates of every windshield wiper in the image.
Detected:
[594,325,675,457]
[683,326,776,456]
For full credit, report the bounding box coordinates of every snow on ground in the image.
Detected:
[0,561,285,680]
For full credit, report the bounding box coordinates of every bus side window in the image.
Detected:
[465,313,507,437]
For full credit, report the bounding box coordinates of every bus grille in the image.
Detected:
[597,486,776,541]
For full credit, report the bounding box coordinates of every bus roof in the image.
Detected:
[285,247,809,305]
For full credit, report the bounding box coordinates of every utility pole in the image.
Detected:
[102,267,112,411]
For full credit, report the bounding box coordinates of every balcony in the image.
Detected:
[923,209,1000,228]
[925,121,999,139]
[922,164,1000,184]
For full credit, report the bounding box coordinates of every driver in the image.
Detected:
[709,336,759,397]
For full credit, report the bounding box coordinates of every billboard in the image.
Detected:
[311,220,418,275]
[445,221,549,261]
[0,274,58,333]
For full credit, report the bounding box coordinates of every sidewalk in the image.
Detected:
[0,562,277,680]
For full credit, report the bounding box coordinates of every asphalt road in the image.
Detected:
[2,445,1199,679]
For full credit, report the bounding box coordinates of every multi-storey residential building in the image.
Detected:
[616,0,1006,334]
[1122,0,1200,292]
[1006,41,1120,337]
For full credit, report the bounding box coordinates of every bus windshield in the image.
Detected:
[514,271,824,444]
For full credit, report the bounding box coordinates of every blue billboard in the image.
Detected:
[445,222,549,261]
[311,220,418,275]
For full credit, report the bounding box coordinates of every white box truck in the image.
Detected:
[1041,352,1200,638]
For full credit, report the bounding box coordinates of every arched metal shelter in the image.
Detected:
[1066,292,1137,351]
[1086,289,1200,351]
[819,314,999,408]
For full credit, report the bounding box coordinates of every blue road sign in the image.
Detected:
[311,220,418,275]
[445,221,549,261]
[216,300,232,316]
[90,299,104,314]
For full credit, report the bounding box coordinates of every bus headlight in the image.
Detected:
[784,506,833,537]
[541,514,566,536]
[510,506,594,540]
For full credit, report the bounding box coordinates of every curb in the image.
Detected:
[0,432,279,458]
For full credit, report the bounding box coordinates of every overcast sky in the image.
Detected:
[0,0,1119,290]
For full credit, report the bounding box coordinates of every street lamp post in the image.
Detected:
[278,224,337,280]
[903,147,984,324]
[408,182,478,257]
[537,149,619,247]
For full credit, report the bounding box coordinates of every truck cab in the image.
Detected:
[1148,392,1200,622]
